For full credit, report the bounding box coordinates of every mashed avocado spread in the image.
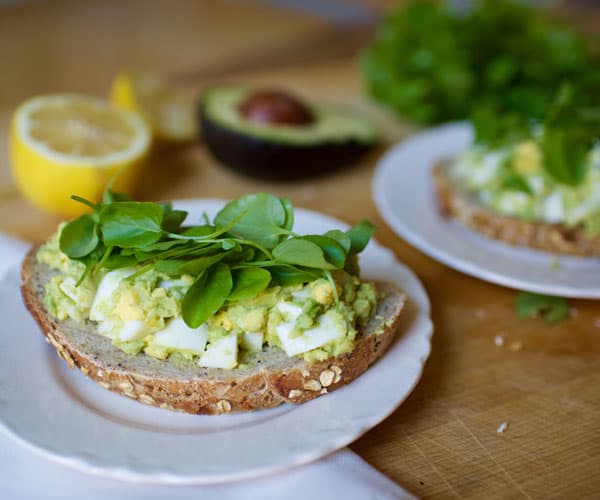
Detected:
[38,222,378,369]
[451,140,600,235]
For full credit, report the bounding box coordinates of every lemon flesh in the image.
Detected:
[11,94,151,216]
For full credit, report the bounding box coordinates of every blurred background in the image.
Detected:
[0,0,598,239]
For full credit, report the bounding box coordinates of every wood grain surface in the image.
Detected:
[1,1,599,498]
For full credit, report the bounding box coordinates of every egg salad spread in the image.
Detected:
[38,228,378,369]
[450,141,600,235]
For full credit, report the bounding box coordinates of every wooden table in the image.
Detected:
[1,2,599,498]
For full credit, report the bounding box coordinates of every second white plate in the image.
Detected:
[373,122,600,299]
[0,199,432,484]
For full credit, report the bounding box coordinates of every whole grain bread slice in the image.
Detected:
[433,160,600,257]
[21,247,406,414]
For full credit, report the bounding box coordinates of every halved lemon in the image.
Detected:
[110,71,196,143]
[10,94,151,216]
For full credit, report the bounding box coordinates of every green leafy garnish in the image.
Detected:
[362,0,599,126]
[60,191,375,328]
[182,263,233,328]
[59,214,99,258]
[516,291,570,323]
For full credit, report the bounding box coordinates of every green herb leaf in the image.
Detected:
[270,266,321,287]
[102,253,138,269]
[100,202,164,248]
[182,263,233,328]
[180,225,217,237]
[161,205,188,233]
[272,238,337,269]
[324,230,352,254]
[362,0,599,126]
[501,174,533,195]
[346,220,376,254]
[300,235,346,268]
[214,193,288,249]
[163,252,229,276]
[516,291,570,323]
[103,190,131,204]
[228,268,272,302]
[541,129,589,187]
[280,197,295,232]
[59,214,99,258]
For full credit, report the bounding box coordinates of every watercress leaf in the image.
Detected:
[182,263,232,328]
[230,246,255,263]
[542,130,588,187]
[161,207,188,233]
[59,214,99,258]
[346,220,376,254]
[102,253,138,269]
[501,174,533,194]
[154,259,187,274]
[516,291,570,323]
[136,239,189,252]
[214,193,287,248]
[270,265,321,287]
[280,197,295,232]
[103,190,131,204]
[100,202,164,248]
[180,225,217,237]
[177,253,230,276]
[221,239,237,250]
[228,268,272,302]
[300,235,346,268]
[324,230,351,254]
[272,238,337,269]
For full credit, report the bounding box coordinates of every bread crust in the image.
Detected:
[21,248,406,414]
[433,161,600,257]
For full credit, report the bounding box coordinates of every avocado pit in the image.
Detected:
[239,90,314,126]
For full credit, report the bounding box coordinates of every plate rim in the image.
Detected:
[372,122,600,299]
[0,198,433,484]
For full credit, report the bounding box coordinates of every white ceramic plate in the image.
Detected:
[373,122,600,298]
[0,199,432,485]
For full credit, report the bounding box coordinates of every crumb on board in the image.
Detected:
[474,308,486,319]
[570,307,579,318]
[494,335,505,347]
[508,340,523,352]
[595,319,600,329]
[497,422,509,433]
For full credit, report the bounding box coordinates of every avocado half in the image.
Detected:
[199,86,378,180]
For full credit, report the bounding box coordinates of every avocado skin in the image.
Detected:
[200,109,375,180]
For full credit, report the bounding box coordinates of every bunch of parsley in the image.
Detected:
[59,191,375,328]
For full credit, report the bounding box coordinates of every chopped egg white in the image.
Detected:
[240,332,264,352]
[497,192,530,215]
[199,333,238,369]
[541,191,564,223]
[119,320,146,341]
[89,268,136,321]
[89,268,141,340]
[276,303,345,357]
[153,318,208,354]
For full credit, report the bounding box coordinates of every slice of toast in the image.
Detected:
[433,161,600,257]
[21,247,406,414]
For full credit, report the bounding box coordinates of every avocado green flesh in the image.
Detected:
[202,86,377,146]
[450,141,600,234]
[37,230,378,367]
